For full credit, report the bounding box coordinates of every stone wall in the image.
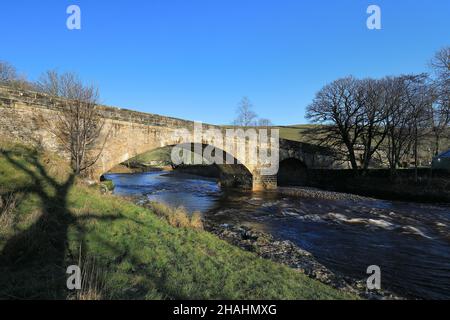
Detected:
[252,174,277,191]
[0,85,193,128]
[305,168,450,202]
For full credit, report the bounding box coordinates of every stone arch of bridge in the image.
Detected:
[98,141,257,188]
[277,157,308,186]
[95,132,311,191]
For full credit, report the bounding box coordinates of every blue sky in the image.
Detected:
[0,0,449,125]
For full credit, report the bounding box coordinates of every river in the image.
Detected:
[104,171,450,300]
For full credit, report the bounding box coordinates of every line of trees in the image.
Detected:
[306,47,449,176]
[1,62,106,176]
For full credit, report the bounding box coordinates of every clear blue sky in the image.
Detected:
[1,0,448,125]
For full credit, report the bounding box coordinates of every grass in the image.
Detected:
[100,180,115,193]
[129,146,173,165]
[277,124,321,142]
[71,249,108,300]
[0,192,20,236]
[0,141,356,300]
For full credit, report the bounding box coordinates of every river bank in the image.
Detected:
[0,142,353,300]
[131,184,405,299]
[205,222,403,300]
[106,168,401,298]
[98,170,409,299]
[134,188,404,299]
[108,163,172,174]
[106,170,450,300]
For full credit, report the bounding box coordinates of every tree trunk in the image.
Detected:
[414,129,418,183]
[348,151,359,173]
[434,133,440,156]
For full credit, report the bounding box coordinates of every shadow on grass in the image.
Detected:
[0,149,210,300]
[0,148,338,300]
[0,150,122,299]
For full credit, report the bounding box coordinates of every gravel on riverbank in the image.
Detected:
[132,185,405,300]
[206,222,404,300]
[275,186,375,202]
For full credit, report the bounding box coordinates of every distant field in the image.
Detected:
[218,124,319,143]
[276,124,320,142]
[129,146,172,165]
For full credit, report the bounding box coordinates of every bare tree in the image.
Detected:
[37,70,107,175]
[257,118,273,127]
[310,78,390,171]
[430,46,450,84]
[381,75,430,177]
[0,61,18,83]
[429,98,449,156]
[429,47,450,156]
[0,60,33,90]
[233,97,258,127]
[306,77,364,171]
[357,78,389,171]
[404,74,432,180]
[383,76,410,174]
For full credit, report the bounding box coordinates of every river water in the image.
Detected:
[105,171,450,300]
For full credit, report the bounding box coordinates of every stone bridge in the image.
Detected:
[0,86,335,190]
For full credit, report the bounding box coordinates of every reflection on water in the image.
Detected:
[105,171,450,299]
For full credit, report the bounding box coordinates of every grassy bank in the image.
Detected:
[0,142,355,300]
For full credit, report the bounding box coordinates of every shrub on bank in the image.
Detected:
[146,201,204,230]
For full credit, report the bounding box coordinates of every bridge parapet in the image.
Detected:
[0,85,196,129]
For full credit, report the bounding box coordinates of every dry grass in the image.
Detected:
[0,192,19,234]
[40,151,72,182]
[69,246,108,300]
[147,202,203,230]
[169,207,191,228]
[190,211,204,230]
